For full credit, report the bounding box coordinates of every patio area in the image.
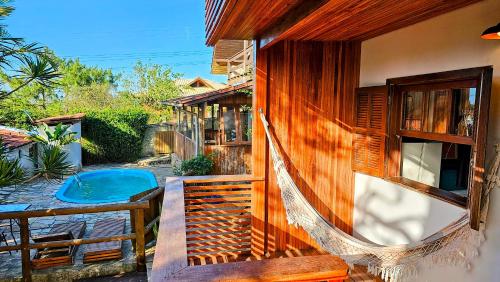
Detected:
[0,163,173,281]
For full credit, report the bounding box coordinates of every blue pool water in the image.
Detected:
[56,169,158,204]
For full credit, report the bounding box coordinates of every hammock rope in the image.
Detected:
[258,110,500,282]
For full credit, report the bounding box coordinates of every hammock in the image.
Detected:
[258,110,500,282]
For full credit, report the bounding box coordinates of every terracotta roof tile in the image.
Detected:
[0,129,33,149]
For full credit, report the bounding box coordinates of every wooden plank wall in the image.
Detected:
[205,145,252,175]
[252,40,360,253]
[174,132,196,161]
[155,131,175,154]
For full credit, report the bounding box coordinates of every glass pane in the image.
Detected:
[223,106,236,142]
[424,89,452,134]
[452,88,475,137]
[402,86,476,136]
[402,91,423,131]
[401,137,471,197]
[240,105,252,142]
[204,105,219,144]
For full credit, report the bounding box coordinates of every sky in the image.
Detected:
[5,0,226,83]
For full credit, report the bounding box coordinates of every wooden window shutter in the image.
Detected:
[352,86,388,177]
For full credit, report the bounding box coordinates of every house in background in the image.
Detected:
[165,82,253,174]
[211,40,253,85]
[164,40,254,174]
[175,77,227,96]
[0,127,37,174]
[35,113,84,171]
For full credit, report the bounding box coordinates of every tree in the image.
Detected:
[57,58,119,93]
[0,2,59,101]
[122,61,181,110]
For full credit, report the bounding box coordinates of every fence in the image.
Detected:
[0,187,164,282]
[154,131,175,154]
[154,131,196,160]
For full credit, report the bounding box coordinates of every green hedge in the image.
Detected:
[81,109,149,164]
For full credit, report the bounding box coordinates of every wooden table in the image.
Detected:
[0,204,31,244]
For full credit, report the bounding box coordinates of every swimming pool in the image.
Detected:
[56,169,159,204]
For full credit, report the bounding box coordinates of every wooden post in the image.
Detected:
[20,217,32,282]
[135,209,146,272]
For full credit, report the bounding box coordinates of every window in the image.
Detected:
[204,104,219,144]
[220,104,252,145]
[240,105,252,142]
[29,145,38,168]
[400,138,471,200]
[222,106,237,143]
[353,67,492,230]
[387,67,493,230]
[400,81,477,137]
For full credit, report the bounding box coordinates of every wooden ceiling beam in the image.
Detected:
[259,0,329,50]
[213,0,482,49]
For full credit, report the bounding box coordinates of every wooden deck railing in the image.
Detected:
[0,187,164,282]
[152,175,262,281]
[174,132,196,160]
[151,175,354,282]
[183,176,252,262]
[227,42,253,85]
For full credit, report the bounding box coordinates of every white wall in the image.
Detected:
[354,173,465,245]
[358,0,500,280]
[42,122,82,170]
[7,145,34,173]
[64,122,82,170]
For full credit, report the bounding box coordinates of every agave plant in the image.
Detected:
[28,123,77,148]
[0,157,25,186]
[0,138,25,187]
[32,145,75,181]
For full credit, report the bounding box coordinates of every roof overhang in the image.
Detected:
[211,40,246,74]
[35,113,85,126]
[205,0,482,48]
[164,82,253,107]
[0,129,34,150]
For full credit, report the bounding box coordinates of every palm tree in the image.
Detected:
[0,1,59,100]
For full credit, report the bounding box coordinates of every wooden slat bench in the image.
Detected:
[167,254,349,282]
[32,221,87,270]
[83,218,126,263]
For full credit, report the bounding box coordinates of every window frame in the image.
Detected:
[386,66,493,230]
[219,102,252,146]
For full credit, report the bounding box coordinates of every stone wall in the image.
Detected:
[141,123,175,157]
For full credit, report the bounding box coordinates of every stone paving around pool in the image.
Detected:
[0,163,174,282]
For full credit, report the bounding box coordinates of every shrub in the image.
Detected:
[81,108,149,164]
[174,154,214,176]
[0,138,25,187]
[32,145,75,181]
[0,158,25,187]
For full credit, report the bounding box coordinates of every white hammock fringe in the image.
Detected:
[259,111,499,282]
